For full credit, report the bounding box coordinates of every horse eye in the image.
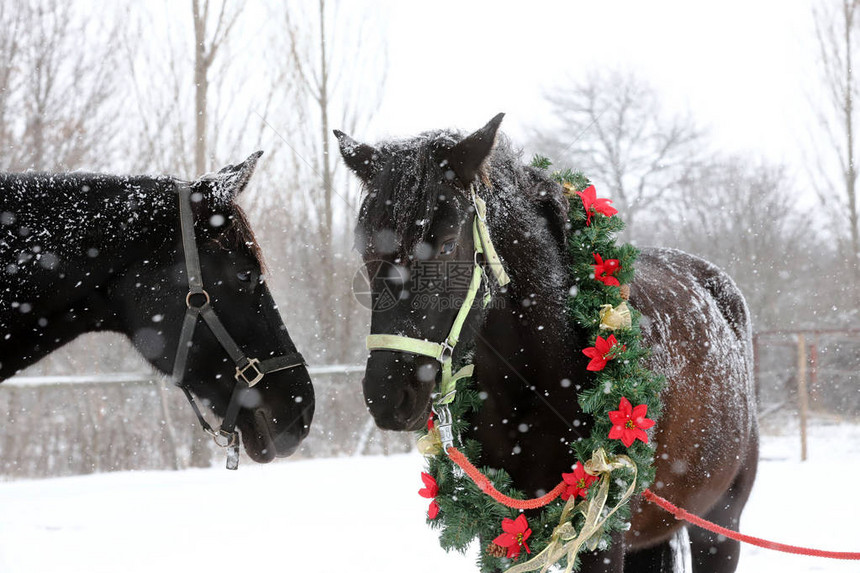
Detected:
[237,270,253,282]
[440,239,457,255]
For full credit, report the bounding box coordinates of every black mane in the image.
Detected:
[1,171,172,254]
[219,201,266,273]
[0,171,264,282]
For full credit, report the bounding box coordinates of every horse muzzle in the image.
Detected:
[361,354,438,431]
[238,379,315,462]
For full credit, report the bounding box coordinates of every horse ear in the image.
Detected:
[443,113,505,187]
[334,130,381,184]
[210,150,263,199]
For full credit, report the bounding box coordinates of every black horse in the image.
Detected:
[337,116,758,572]
[0,152,314,463]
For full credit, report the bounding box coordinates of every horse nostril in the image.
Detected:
[396,386,416,418]
[254,408,266,426]
[254,407,275,431]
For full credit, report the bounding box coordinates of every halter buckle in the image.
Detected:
[235,357,264,386]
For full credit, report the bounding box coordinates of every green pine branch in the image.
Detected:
[418,156,665,572]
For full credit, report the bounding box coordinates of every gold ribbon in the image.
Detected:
[562,181,580,197]
[417,428,443,456]
[599,302,632,331]
[505,449,637,573]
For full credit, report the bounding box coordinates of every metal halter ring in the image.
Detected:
[185,289,211,309]
[474,249,485,267]
[210,429,239,449]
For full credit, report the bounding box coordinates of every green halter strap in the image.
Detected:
[365,186,510,447]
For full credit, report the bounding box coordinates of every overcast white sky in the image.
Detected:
[367,0,816,173]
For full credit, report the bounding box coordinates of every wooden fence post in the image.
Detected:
[797,334,809,461]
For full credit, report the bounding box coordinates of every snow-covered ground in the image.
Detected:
[0,418,857,573]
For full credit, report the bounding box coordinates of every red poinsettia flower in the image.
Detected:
[593,253,621,287]
[608,397,656,447]
[418,472,440,519]
[576,185,618,226]
[493,514,532,560]
[582,334,624,371]
[561,461,598,501]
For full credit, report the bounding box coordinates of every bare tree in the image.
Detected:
[0,0,121,172]
[655,157,834,330]
[0,3,22,156]
[530,70,706,240]
[811,0,860,277]
[271,0,387,361]
[119,1,250,176]
[287,0,336,329]
[191,0,243,176]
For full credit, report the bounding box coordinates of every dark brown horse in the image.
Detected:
[336,115,758,572]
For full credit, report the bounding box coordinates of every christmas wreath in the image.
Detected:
[415,157,666,573]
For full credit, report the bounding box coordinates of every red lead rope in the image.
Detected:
[446,447,566,509]
[642,489,860,560]
[447,447,860,560]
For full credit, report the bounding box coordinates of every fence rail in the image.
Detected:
[4,364,367,386]
[0,366,412,480]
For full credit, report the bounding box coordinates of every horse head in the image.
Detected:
[336,115,508,431]
[111,152,314,462]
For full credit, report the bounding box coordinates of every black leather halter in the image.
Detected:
[171,182,305,469]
